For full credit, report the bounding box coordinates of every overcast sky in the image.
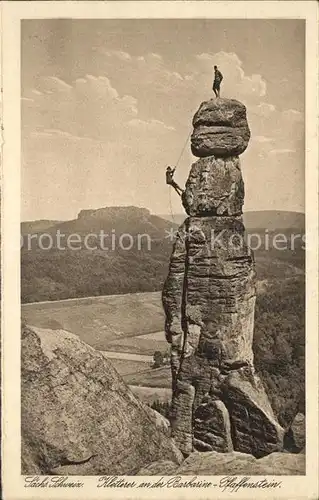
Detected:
[21,19,305,221]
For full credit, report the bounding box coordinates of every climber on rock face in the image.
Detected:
[213,65,223,98]
[166,166,184,196]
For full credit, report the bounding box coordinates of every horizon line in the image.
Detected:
[21,207,306,224]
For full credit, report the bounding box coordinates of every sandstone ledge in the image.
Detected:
[191,98,250,158]
[137,450,305,476]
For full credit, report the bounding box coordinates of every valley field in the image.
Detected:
[22,273,305,427]
[22,292,165,349]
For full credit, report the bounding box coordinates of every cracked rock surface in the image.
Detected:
[182,156,244,216]
[191,98,251,157]
[21,325,183,475]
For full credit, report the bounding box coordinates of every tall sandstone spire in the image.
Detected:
[162,98,284,457]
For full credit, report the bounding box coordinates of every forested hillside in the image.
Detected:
[21,207,304,303]
[253,275,305,427]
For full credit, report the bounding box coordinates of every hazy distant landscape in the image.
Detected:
[22,207,305,429]
[21,207,305,303]
[162,210,305,231]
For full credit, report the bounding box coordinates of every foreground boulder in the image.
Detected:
[284,412,306,453]
[21,325,183,475]
[137,450,305,476]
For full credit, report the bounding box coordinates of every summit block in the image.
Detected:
[191,98,251,158]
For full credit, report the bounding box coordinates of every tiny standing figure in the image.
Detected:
[166,166,184,196]
[213,65,223,98]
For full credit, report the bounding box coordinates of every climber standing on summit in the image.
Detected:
[213,65,223,98]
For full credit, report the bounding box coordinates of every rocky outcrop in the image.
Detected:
[284,412,306,453]
[224,371,284,457]
[137,450,305,476]
[137,460,180,476]
[289,413,305,451]
[191,98,250,157]
[143,404,171,437]
[163,98,284,458]
[182,156,244,216]
[21,325,183,475]
[193,400,233,453]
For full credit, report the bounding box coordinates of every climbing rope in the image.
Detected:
[168,128,192,223]
[168,185,176,224]
[174,128,192,171]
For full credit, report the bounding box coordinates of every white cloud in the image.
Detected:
[248,100,304,153]
[269,148,296,155]
[95,48,185,95]
[254,102,276,117]
[253,135,273,144]
[29,128,95,142]
[22,75,145,141]
[127,118,175,132]
[282,109,303,122]
[41,76,72,93]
